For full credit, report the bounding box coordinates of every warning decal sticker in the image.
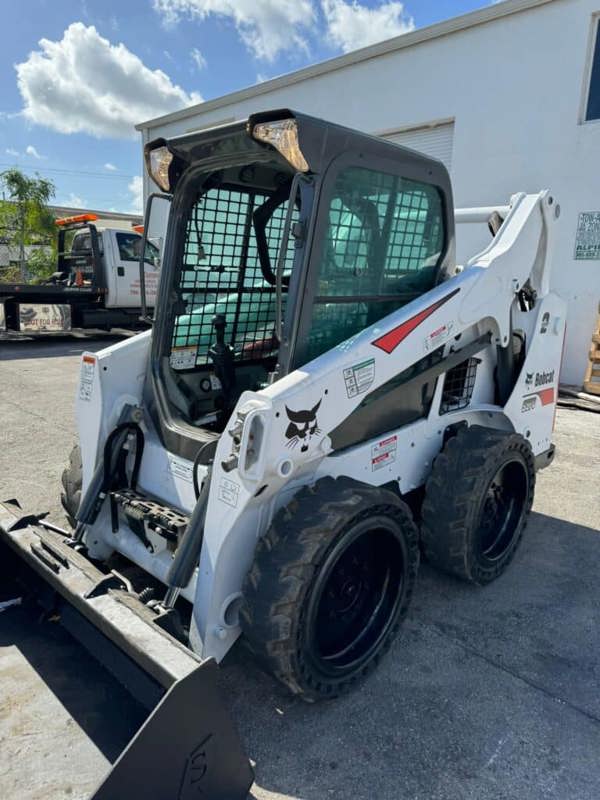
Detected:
[170,346,197,370]
[574,212,600,260]
[79,355,95,402]
[167,454,193,483]
[371,435,398,471]
[425,321,455,352]
[343,358,375,398]
[218,478,240,507]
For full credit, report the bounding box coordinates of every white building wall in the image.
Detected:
[140,0,600,385]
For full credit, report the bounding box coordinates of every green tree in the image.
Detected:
[0,168,55,281]
[26,247,56,282]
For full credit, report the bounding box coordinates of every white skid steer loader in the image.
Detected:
[0,110,565,797]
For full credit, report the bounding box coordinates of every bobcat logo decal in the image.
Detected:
[285,399,322,452]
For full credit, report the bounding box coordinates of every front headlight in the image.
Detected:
[145,145,173,192]
[252,119,309,173]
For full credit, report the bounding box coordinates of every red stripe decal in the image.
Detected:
[537,387,555,406]
[371,288,460,354]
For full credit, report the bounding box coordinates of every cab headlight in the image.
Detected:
[145,145,173,192]
[252,119,309,173]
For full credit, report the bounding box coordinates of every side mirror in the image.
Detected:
[139,192,171,323]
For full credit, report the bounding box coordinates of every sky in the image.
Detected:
[0,0,489,214]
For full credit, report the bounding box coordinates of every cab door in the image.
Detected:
[105,230,160,309]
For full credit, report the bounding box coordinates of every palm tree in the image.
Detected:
[0,168,55,281]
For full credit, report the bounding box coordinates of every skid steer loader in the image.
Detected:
[1,110,565,797]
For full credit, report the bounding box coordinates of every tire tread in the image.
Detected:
[421,425,535,584]
[241,477,419,700]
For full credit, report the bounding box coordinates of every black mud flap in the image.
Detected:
[0,500,254,800]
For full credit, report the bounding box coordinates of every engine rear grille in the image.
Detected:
[440,357,479,413]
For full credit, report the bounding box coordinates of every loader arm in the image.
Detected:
[189,191,565,661]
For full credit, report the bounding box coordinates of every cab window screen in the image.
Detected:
[171,185,296,367]
[303,166,444,363]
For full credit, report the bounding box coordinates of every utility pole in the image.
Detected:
[19,204,26,281]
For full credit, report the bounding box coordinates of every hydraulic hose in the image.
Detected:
[496,318,516,407]
[192,440,217,500]
[73,405,143,540]
[164,465,212,597]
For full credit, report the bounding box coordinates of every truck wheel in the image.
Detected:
[421,426,535,585]
[60,445,82,528]
[240,477,419,701]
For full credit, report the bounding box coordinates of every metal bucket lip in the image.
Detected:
[0,500,254,800]
[0,499,200,688]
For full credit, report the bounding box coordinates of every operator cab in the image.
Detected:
[143,111,454,455]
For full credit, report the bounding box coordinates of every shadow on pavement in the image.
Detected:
[0,334,127,361]
[0,603,147,762]
[0,510,598,800]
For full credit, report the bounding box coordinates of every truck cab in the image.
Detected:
[0,213,160,334]
[67,224,160,309]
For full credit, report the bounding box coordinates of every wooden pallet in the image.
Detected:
[583,307,600,395]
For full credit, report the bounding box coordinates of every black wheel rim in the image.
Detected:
[306,518,406,675]
[476,459,528,563]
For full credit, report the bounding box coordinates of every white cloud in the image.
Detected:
[128,175,143,214]
[153,0,315,61]
[104,162,117,171]
[64,192,86,208]
[5,147,20,157]
[322,0,414,53]
[190,47,207,70]
[26,144,44,159]
[16,22,203,139]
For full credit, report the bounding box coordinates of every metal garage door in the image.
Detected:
[382,122,455,172]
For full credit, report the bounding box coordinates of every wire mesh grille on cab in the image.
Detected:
[170,186,296,369]
[440,357,479,413]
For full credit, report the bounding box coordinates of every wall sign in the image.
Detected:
[574,212,600,260]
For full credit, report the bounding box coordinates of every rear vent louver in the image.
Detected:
[440,357,479,414]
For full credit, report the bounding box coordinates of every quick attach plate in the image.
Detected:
[109,489,190,549]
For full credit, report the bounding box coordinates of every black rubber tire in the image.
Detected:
[60,444,82,529]
[240,477,419,701]
[421,425,535,585]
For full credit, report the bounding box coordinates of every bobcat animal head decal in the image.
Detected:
[285,399,322,452]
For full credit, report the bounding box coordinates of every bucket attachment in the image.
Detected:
[0,499,254,800]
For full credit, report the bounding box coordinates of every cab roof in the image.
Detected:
[147,109,451,194]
